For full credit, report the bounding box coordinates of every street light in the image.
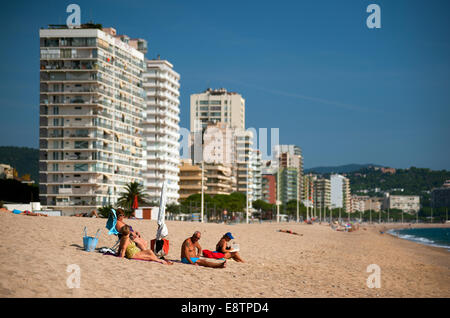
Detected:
[246,160,249,224]
[201,160,204,223]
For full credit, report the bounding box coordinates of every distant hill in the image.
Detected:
[0,146,39,182]
[304,163,382,174]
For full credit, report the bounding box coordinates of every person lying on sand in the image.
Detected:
[118,225,172,265]
[278,229,302,236]
[216,232,245,263]
[181,231,226,268]
[73,210,99,218]
[1,208,48,216]
[115,208,148,250]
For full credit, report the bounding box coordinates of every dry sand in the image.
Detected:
[0,213,449,298]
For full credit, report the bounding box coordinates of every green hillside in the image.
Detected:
[347,167,449,194]
[0,146,39,182]
[305,163,382,174]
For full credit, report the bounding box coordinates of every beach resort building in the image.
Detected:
[204,162,234,196]
[313,178,331,210]
[39,25,146,215]
[382,193,420,213]
[274,145,304,206]
[178,159,206,200]
[431,185,450,209]
[262,173,277,204]
[330,174,352,212]
[251,150,263,201]
[352,195,383,212]
[235,130,255,201]
[190,88,245,132]
[303,173,316,207]
[189,90,258,203]
[142,58,180,204]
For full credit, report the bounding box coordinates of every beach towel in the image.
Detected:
[202,249,225,259]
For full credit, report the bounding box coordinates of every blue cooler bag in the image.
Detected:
[83,227,100,252]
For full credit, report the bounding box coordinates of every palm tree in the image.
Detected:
[117,182,150,210]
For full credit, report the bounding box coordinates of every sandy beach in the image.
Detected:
[0,212,449,298]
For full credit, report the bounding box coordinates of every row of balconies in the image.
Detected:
[143,72,180,86]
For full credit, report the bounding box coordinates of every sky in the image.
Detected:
[0,0,449,170]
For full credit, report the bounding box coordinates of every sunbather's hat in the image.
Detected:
[225,232,234,239]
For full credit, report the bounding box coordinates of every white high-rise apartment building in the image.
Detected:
[251,150,263,201]
[235,130,254,200]
[330,174,351,212]
[190,88,245,132]
[142,58,181,203]
[39,26,146,215]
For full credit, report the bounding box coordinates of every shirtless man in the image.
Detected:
[115,209,148,250]
[181,231,226,268]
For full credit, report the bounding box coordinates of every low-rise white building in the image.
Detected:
[383,193,420,213]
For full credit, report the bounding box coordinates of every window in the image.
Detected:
[199,100,209,105]
[74,164,88,171]
[75,141,88,149]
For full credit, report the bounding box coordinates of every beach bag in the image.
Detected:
[151,238,169,257]
[83,227,100,252]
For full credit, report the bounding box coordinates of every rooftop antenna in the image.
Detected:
[157,54,160,60]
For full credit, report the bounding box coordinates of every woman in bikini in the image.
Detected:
[118,225,172,265]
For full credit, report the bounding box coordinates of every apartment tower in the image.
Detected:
[142,58,180,203]
[39,25,146,215]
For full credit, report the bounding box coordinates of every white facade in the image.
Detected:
[251,150,263,201]
[330,174,345,208]
[39,27,146,215]
[190,88,245,132]
[383,193,420,213]
[142,59,180,204]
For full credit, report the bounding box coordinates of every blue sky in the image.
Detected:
[0,0,449,170]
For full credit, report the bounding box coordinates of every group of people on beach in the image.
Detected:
[114,209,245,268]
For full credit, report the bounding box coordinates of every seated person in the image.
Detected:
[74,210,99,218]
[216,232,245,263]
[115,208,148,250]
[181,231,226,268]
[118,225,172,265]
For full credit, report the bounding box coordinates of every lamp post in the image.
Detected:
[246,160,249,224]
[277,167,280,223]
[201,161,204,223]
